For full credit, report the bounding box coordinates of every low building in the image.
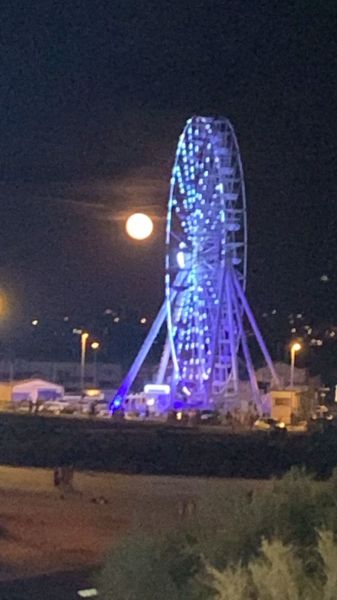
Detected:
[11,379,64,404]
[269,388,315,424]
[0,360,122,390]
[256,361,321,390]
[0,378,64,410]
[0,382,16,407]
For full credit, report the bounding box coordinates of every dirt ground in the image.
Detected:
[0,466,266,580]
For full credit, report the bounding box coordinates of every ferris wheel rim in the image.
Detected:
[165,115,248,398]
[166,116,247,287]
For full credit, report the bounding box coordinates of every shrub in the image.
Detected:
[98,469,337,598]
[97,532,204,600]
[207,532,337,600]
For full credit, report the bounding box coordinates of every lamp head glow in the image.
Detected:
[91,342,100,350]
[291,342,301,352]
[126,213,153,240]
[177,250,186,269]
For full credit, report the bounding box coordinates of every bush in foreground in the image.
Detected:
[98,533,202,600]
[98,468,337,599]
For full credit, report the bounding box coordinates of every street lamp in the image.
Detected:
[80,332,89,394]
[290,342,301,388]
[91,341,100,386]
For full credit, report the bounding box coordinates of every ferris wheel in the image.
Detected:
[165,117,247,402]
[113,116,279,409]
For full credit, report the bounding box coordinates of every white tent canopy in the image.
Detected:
[12,379,64,403]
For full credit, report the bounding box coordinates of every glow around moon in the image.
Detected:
[126,213,154,240]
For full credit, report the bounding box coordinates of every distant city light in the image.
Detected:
[291,327,296,333]
[271,309,277,315]
[126,213,153,240]
[31,319,39,326]
[63,316,69,322]
[72,328,82,335]
[0,292,7,317]
[91,341,100,350]
[113,316,120,323]
[85,388,100,397]
[104,308,113,315]
[320,274,329,282]
[140,317,147,324]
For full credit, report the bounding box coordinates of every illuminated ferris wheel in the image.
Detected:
[165,117,247,401]
[113,116,279,409]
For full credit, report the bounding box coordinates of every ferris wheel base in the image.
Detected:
[110,268,280,414]
[109,116,281,414]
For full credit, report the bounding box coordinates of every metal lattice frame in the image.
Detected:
[112,116,279,409]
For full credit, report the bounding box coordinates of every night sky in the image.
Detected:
[1,0,337,335]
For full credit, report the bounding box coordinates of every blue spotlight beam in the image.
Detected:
[156,335,171,384]
[111,299,168,407]
[112,271,185,408]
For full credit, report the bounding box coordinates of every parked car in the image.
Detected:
[287,421,308,433]
[124,410,145,421]
[15,399,33,413]
[311,408,333,421]
[309,409,334,433]
[253,417,287,434]
[39,398,72,415]
[199,409,221,425]
[94,400,110,417]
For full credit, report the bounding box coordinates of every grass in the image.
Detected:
[0,465,268,580]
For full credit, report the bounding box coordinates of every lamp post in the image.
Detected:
[80,332,89,394]
[290,342,301,388]
[91,341,100,386]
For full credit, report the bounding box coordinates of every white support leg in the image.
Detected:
[233,272,280,387]
[225,269,239,394]
[156,335,171,384]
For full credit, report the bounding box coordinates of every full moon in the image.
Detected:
[126,213,154,240]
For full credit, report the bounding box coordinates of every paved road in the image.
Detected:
[0,570,96,600]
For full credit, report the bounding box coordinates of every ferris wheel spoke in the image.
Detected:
[168,227,187,247]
